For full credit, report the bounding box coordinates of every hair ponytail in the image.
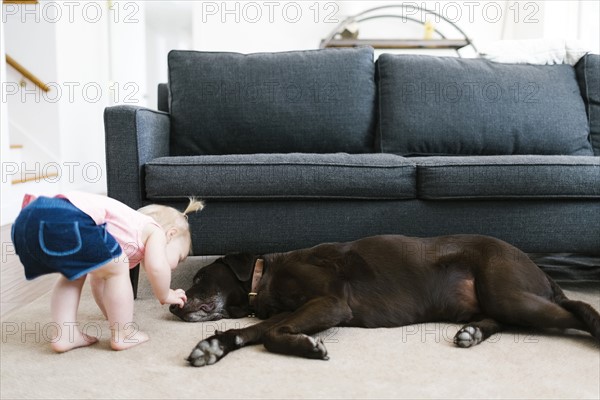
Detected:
[183,197,205,218]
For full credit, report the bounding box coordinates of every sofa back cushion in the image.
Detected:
[168,47,376,155]
[575,53,600,155]
[377,54,593,156]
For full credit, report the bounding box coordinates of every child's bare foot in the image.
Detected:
[51,332,98,353]
[110,330,149,351]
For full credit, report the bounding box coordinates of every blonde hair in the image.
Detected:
[138,197,204,253]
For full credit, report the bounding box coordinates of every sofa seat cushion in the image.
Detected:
[168,47,376,155]
[415,156,600,199]
[145,153,416,200]
[377,54,593,156]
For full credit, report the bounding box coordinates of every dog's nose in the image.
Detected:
[169,304,180,313]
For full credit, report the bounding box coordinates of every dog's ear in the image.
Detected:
[221,253,256,282]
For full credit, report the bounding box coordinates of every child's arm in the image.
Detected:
[142,227,187,306]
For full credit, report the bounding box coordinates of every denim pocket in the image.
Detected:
[99,223,120,253]
[39,221,82,256]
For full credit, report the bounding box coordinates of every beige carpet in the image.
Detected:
[1,256,599,400]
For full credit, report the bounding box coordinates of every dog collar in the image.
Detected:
[248,258,264,315]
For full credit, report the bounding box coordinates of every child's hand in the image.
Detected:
[162,289,187,308]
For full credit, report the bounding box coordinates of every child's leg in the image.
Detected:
[50,275,98,352]
[90,259,149,350]
[89,274,107,319]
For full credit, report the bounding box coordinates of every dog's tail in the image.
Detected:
[546,274,600,343]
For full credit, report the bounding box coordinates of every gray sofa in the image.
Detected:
[104,47,600,294]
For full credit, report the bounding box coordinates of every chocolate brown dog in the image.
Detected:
[170,234,600,367]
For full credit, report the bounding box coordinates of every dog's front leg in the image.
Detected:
[263,295,352,360]
[187,313,290,367]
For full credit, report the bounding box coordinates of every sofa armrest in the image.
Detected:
[104,105,170,210]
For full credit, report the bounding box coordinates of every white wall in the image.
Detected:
[2,2,64,222]
[192,1,338,52]
[579,0,600,52]
[190,1,600,55]
[1,17,11,224]
[4,8,61,160]
[1,0,145,223]
[145,1,192,109]
[543,0,600,52]
[109,0,148,107]
[54,3,111,193]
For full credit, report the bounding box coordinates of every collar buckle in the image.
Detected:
[248,293,257,317]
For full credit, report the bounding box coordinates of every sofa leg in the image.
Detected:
[130,265,140,299]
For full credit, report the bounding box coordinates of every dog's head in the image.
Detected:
[169,253,256,322]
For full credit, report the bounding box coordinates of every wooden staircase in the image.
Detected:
[7,143,59,185]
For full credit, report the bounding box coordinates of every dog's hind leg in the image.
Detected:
[553,299,600,342]
[471,256,600,344]
[455,293,599,347]
[484,292,600,342]
[546,276,600,341]
[454,317,503,348]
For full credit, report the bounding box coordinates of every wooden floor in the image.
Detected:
[1,224,55,318]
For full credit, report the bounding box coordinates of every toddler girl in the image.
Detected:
[11,191,204,352]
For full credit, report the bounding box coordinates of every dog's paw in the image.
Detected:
[187,337,225,367]
[303,334,329,360]
[454,325,483,348]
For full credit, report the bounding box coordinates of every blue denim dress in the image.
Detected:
[11,196,123,281]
